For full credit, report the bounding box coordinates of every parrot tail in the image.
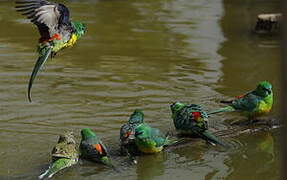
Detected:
[28,46,52,102]
[163,134,178,146]
[207,106,235,115]
[38,158,76,179]
[200,130,229,148]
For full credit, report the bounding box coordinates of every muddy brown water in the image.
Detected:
[0,0,281,179]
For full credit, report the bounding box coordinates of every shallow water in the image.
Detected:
[0,0,281,179]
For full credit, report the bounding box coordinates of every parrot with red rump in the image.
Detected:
[170,102,227,147]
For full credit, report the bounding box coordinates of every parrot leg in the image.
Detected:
[123,147,137,164]
[51,52,57,58]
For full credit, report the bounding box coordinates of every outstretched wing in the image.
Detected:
[15,0,70,40]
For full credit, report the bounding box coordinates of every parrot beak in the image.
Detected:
[263,88,272,95]
[170,103,176,111]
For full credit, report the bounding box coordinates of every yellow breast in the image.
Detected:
[65,34,78,48]
[138,146,163,153]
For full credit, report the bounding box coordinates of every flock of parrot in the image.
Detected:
[14,0,274,179]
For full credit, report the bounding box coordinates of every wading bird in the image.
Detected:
[39,131,78,179]
[170,102,227,147]
[208,81,273,121]
[80,128,114,167]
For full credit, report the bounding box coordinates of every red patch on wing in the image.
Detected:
[192,112,201,121]
[48,33,62,41]
[93,144,103,154]
[235,94,244,99]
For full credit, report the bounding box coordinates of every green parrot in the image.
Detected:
[119,109,144,162]
[134,123,172,154]
[208,81,273,120]
[170,102,227,147]
[39,131,78,179]
[80,128,114,167]
[15,0,86,102]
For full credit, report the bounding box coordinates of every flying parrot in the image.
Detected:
[119,109,144,163]
[134,123,173,154]
[208,81,273,120]
[80,128,114,167]
[170,102,227,147]
[15,0,86,102]
[39,131,78,179]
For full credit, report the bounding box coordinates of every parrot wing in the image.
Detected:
[230,92,259,111]
[16,0,71,40]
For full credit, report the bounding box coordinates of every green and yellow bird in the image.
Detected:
[39,131,78,179]
[15,0,86,102]
[120,109,144,161]
[134,123,172,154]
[170,102,227,147]
[80,128,114,167]
[208,81,273,120]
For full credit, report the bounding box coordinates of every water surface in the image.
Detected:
[0,0,281,179]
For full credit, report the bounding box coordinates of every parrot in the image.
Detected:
[119,109,144,163]
[15,0,86,102]
[134,123,173,154]
[39,131,78,179]
[79,128,114,167]
[208,81,273,120]
[170,102,227,147]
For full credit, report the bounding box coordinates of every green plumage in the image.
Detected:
[80,128,113,167]
[208,81,273,119]
[119,109,144,163]
[134,123,170,154]
[170,102,226,146]
[39,132,78,179]
[15,0,86,102]
[120,110,144,152]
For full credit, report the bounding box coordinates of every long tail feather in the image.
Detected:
[38,158,76,179]
[28,47,52,102]
[207,106,235,115]
[200,131,229,147]
[163,134,178,146]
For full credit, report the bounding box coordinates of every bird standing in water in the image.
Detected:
[120,109,144,163]
[170,102,226,146]
[134,123,172,154]
[80,128,114,167]
[39,131,78,179]
[15,0,86,102]
[208,81,273,121]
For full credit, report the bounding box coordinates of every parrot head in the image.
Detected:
[121,129,136,145]
[58,131,76,144]
[170,102,186,113]
[255,81,273,97]
[72,21,87,38]
[170,102,186,119]
[129,109,144,124]
[81,128,97,141]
